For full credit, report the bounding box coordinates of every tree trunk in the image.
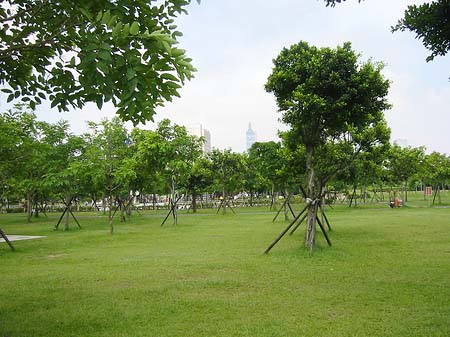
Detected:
[64,194,70,231]
[304,144,317,251]
[404,181,408,202]
[191,189,197,213]
[108,193,114,234]
[222,186,227,214]
[284,187,289,221]
[270,182,275,210]
[27,192,33,223]
[171,176,177,225]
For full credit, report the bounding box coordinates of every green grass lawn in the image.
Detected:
[1,205,449,337]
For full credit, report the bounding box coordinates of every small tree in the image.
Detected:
[387,145,425,202]
[208,149,245,214]
[83,117,133,234]
[266,41,390,251]
[155,119,203,224]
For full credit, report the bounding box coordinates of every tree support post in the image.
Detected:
[54,196,81,230]
[264,204,308,254]
[272,193,295,222]
[161,195,182,226]
[0,228,15,251]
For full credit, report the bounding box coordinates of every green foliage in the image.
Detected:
[324,0,450,72]
[155,119,203,192]
[266,41,391,189]
[421,151,450,186]
[387,145,426,186]
[393,0,450,62]
[0,0,199,124]
[208,149,246,196]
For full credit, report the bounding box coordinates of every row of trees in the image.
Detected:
[2,104,449,216]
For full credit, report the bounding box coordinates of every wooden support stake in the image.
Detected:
[216,199,223,214]
[161,195,182,226]
[316,215,332,246]
[68,208,82,229]
[272,196,289,222]
[264,204,308,254]
[319,204,332,231]
[287,202,296,218]
[55,196,74,230]
[289,211,308,236]
[0,228,15,251]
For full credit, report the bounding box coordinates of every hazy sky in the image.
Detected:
[26,0,450,153]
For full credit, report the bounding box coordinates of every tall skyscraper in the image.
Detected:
[186,124,212,153]
[246,123,257,151]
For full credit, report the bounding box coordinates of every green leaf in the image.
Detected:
[122,23,130,36]
[161,41,171,54]
[79,7,93,20]
[112,22,122,38]
[126,68,136,80]
[166,81,181,89]
[96,11,103,22]
[161,73,179,82]
[6,93,14,103]
[130,22,140,35]
[101,11,111,25]
[96,97,103,110]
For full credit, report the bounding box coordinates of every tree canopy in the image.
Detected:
[266,41,390,250]
[324,0,450,68]
[0,0,199,124]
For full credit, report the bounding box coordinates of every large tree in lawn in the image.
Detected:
[265,41,390,250]
[0,0,198,123]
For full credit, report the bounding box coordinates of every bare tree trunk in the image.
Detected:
[27,192,33,223]
[270,182,275,210]
[171,175,177,225]
[64,194,70,231]
[304,144,317,251]
[284,187,289,221]
[191,189,197,213]
[109,193,114,234]
[222,186,227,214]
[404,181,408,202]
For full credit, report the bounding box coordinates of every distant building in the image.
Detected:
[246,123,257,151]
[186,124,212,153]
[393,139,408,148]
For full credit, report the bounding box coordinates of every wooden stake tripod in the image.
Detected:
[264,189,332,254]
[111,194,142,222]
[161,195,183,226]
[54,196,81,230]
[0,228,15,251]
[216,197,235,214]
[272,192,296,222]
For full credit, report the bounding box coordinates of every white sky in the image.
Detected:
[13,0,450,153]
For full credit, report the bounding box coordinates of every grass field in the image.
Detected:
[1,204,450,337]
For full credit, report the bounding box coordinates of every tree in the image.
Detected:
[83,117,133,233]
[0,0,199,124]
[265,41,390,251]
[2,106,50,222]
[324,0,450,69]
[392,1,450,62]
[155,119,203,223]
[387,145,425,203]
[248,141,283,208]
[421,151,450,204]
[185,156,213,213]
[40,120,86,229]
[208,149,246,214]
